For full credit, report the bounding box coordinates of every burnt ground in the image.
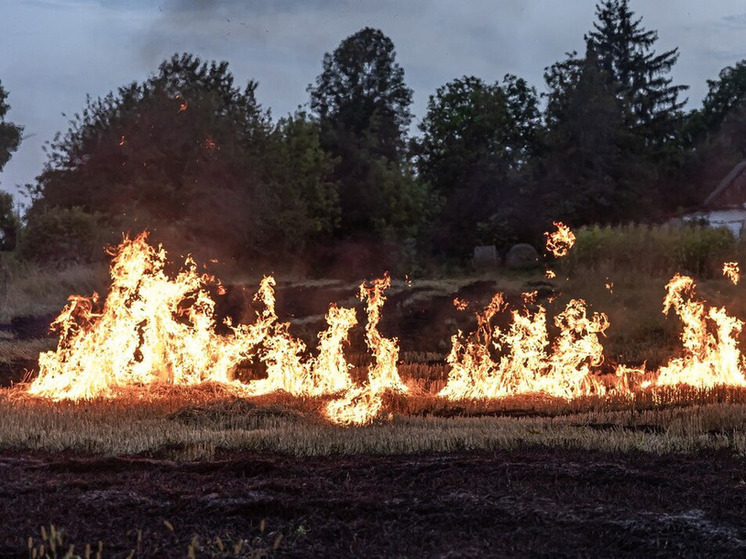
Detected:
[3,279,744,556]
[1,448,746,558]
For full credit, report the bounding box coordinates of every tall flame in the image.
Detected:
[24,230,746,425]
[325,274,407,425]
[244,279,356,397]
[656,274,746,388]
[28,233,254,399]
[439,293,607,400]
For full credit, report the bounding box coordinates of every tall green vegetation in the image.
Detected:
[0,81,22,250]
[308,27,431,243]
[679,61,746,206]
[25,54,339,263]
[0,81,22,179]
[585,0,688,147]
[538,0,689,226]
[16,2,746,270]
[416,75,540,255]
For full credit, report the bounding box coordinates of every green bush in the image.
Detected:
[18,207,111,263]
[562,223,738,278]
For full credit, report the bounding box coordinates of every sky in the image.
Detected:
[1,0,746,205]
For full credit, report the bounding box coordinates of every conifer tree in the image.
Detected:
[585,0,688,146]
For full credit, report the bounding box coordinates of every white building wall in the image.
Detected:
[682,208,746,237]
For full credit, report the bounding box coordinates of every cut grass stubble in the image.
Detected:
[4,383,746,459]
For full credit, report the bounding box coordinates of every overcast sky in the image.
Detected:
[2,0,746,203]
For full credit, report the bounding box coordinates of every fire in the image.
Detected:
[26,233,407,423]
[439,293,608,400]
[22,229,746,425]
[325,274,407,425]
[453,297,468,311]
[723,261,740,285]
[656,274,746,388]
[544,221,576,258]
[27,235,363,402]
[176,95,188,113]
[204,137,217,151]
[244,279,356,397]
[28,233,254,400]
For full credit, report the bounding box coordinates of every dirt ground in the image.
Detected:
[1,447,745,558]
[3,280,745,557]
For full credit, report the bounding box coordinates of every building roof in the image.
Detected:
[704,159,746,208]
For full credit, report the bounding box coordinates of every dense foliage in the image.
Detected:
[5,0,746,271]
[0,81,22,250]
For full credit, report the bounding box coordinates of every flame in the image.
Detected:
[24,232,746,425]
[325,274,407,425]
[453,298,468,311]
[439,293,608,400]
[244,281,356,397]
[723,262,740,285]
[546,269,556,279]
[544,221,576,258]
[655,274,746,388]
[28,233,255,400]
[204,137,217,151]
[175,95,188,113]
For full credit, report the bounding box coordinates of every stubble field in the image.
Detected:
[3,226,746,557]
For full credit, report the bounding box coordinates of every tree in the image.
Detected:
[0,81,23,176]
[676,60,746,207]
[416,75,540,255]
[0,82,23,251]
[27,54,317,261]
[539,47,644,224]
[308,28,430,243]
[308,27,412,160]
[585,0,688,146]
[686,60,746,146]
[0,191,19,251]
[260,111,340,253]
[543,51,584,129]
[538,1,690,224]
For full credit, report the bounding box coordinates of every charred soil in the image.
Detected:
[1,448,746,558]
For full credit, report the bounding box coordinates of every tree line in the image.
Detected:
[2,0,746,274]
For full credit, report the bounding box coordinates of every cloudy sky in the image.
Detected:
[1,0,746,203]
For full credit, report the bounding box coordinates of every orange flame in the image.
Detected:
[439,294,608,400]
[544,221,575,258]
[176,95,188,113]
[453,297,469,311]
[25,233,746,425]
[244,279,356,397]
[656,274,746,388]
[325,273,407,425]
[28,233,253,400]
[723,262,740,285]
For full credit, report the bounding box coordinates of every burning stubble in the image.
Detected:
[21,225,746,425]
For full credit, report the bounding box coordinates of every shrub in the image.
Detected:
[18,207,112,263]
[562,223,737,278]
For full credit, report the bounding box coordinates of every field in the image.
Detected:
[2,225,746,557]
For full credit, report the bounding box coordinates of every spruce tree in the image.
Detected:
[585,0,688,146]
